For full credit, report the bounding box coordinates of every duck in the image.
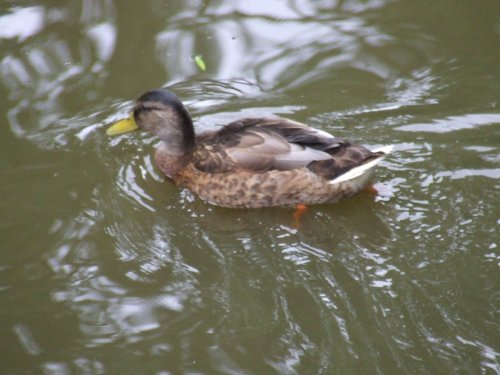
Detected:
[107,88,393,208]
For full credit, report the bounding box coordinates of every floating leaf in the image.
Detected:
[194,55,206,71]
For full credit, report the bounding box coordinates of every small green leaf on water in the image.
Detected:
[194,55,206,71]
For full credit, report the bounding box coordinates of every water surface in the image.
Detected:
[1,1,499,374]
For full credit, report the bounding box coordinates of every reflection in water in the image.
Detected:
[1,0,500,373]
[1,2,116,148]
[396,113,500,133]
[0,6,45,41]
[2,0,442,148]
[48,199,202,347]
[13,324,42,356]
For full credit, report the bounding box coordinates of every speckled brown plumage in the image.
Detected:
[109,89,393,208]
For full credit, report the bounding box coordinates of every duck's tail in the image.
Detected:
[329,145,394,185]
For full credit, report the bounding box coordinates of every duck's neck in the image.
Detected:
[155,143,190,179]
[155,109,195,178]
[137,104,196,156]
[157,118,195,156]
[174,105,195,153]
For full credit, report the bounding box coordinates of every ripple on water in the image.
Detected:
[3,1,498,372]
[396,113,500,133]
[44,174,209,348]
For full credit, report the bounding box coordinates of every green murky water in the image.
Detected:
[1,1,499,374]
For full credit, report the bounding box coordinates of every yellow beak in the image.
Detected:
[106,114,139,135]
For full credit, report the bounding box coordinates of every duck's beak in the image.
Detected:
[106,114,139,135]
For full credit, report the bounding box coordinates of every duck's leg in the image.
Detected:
[364,185,379,195]
[293,204,309,229]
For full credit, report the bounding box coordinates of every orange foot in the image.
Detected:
[293,204,309,229]
[364,185,379,195]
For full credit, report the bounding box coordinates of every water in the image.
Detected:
[1,1,499,374]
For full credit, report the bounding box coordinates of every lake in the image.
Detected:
[1,1,499,374]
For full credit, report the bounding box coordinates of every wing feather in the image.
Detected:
[195,117,380,178]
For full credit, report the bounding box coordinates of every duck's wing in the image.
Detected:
[194,118,336,172]
[229,118,345,152]
[194,117,386,180]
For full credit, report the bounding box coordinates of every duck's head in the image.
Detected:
[107,89,195,155]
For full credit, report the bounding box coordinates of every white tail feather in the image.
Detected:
[329,145,393,184]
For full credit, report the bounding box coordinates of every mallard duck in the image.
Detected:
[107,89,393,208]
